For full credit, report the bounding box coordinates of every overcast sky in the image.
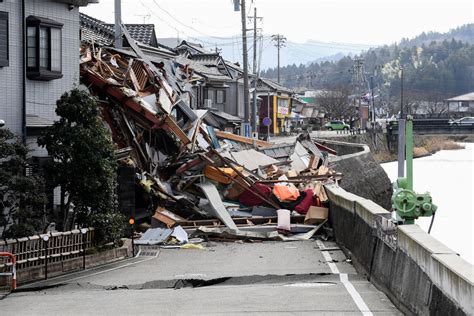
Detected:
[82,0,473,47]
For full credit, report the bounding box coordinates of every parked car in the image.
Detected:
[449,117,474,126]
[324,120,350,131]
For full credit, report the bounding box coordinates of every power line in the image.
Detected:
[150,0,240,41]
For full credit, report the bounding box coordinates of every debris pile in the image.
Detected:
[79,36,342,245]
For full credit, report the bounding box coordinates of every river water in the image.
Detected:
[381,143,473,264]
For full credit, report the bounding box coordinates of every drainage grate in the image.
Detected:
[137,245,160,257]
[139,251,159,257]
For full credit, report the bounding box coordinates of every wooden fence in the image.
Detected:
[0,228,94,270]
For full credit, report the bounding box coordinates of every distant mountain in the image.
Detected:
[157,35,373,70]
[260,23,474,99]
[398,24,474,48]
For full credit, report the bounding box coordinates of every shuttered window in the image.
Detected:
[0,11,8,67]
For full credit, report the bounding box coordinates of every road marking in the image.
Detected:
[284,282,334,288]
[64,251,159,283]
[316,240,373,316]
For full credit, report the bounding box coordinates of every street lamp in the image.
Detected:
[41,234,50,280]
[80,228,88,270]
[129,218,135,257]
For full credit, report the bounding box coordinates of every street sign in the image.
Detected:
[262,117,272,126]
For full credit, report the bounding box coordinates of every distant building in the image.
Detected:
[445,92,474,116]
[175,40,245,131]
[0,0,97,156]
[256,78,294,135]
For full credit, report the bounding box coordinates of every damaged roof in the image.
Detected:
[175,55,232,82]
[80,13,159,47]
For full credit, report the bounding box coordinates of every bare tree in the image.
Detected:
[316,85,354,119]
[404,91,424,116]
[425,93,448,117]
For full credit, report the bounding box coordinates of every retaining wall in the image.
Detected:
[325,184,473,315]
[315,138,393,209]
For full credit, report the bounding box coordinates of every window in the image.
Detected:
[216,89,226,104]
[0,11,8,67]
[205,89,215,102]
[26,16,63,80]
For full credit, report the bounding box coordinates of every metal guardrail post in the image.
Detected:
[0,252,17,291]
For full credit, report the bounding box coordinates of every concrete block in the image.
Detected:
[430,254,473,315]
[389,248,432,315]
[398,225,457,274]
[354,198,390,225]
[324,184,359,213]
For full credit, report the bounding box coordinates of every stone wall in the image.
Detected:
[325,184,473,315]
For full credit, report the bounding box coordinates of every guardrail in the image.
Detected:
[0,228,94,270]
[390,124,474,134]
[325,184,473,315]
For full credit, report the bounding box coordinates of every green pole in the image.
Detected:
[405,115,413,190]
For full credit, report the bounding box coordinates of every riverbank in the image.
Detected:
[374,135,466,163]
[320,133,472,163]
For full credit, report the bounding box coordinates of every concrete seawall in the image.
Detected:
[324,140,473,315]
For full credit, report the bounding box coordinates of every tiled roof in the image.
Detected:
[445,92,474,102]
[257,78,293,94]
[105,23,157,47]
[175,55,232,81]
[80,13,158,47]
[209,110,242,123]
[175,40,212,55]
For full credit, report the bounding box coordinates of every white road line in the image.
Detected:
[65,251,159,283]
[316,240,373,316]
[317,240,339,274]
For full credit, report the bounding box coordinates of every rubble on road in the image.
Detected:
[79,37,341,245]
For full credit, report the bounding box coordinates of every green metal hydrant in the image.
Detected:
[391,116,437,224]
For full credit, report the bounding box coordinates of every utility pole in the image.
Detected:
[351,58,365,128]
[400,67,404,119]
[397,66,405,178]
[249,8,263,136]
[240,0,250,131]
[370,75,375,125]
[114,0,122,49]
[272,34,286,83]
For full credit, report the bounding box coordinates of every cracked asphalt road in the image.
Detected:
[1,240,401,315]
